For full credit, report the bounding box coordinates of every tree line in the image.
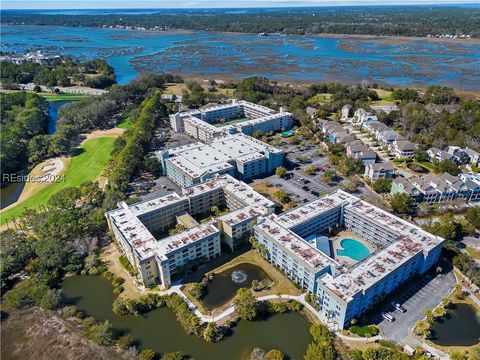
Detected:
[1,72,183,186]
[3,6,479,37]
[1,58,116,89]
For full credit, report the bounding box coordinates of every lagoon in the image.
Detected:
[2,25,479,90]
[430,303,480,347]
[62,275,312,360]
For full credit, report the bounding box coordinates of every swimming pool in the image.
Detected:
[336,238,371,261]
[282,129,295,137]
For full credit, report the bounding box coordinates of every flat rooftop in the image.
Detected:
[163,133,282,179]
[277,190,359,229]
[253,190,444,301]
[106,174,275,263]
[257,215,341,271]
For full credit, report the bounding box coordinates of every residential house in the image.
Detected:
[362,121,388,137]
[459,173,480,201]
[321,120,354,144]
[390,177,423,203]
[427,147,455,163]
[306,107,317,118]
[378,129,404,148]
[444,146,470,165]
[364,162,395,181]
[391,172,480,205]
[346,141,377,165]
[392,140,416,159]
[341,104,353,119]
[464,148,480,166]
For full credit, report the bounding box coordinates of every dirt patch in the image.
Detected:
[1,307,130,360]
[100,243,143,299]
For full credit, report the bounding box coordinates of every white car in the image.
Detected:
[391,301,407,313]
[381,312,395,322]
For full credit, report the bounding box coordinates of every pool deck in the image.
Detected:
[331,230,375,266]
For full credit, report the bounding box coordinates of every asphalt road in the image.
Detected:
[374,269,456,344]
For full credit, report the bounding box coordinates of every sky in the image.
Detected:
[2,0,479,10]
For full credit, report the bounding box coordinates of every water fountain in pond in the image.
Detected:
[231,270,248,283]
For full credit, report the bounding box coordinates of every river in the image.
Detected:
[62,275,313,360]
[2,25,479,89]
[0,100,71,210]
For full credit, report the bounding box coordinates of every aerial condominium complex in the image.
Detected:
[253,190,444,329]
[106,174,275,288]
[158,133,284,188]
[170,100,293,142]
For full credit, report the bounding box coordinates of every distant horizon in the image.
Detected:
[2,1,479,11]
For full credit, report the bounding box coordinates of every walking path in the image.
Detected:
[167,285,328,324]
[167,285,382,344]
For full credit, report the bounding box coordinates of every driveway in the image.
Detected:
[372,269,456,344]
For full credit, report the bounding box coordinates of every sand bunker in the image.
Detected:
[39,158,63,182]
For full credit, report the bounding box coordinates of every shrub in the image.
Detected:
[189,282,207,299]
[266,349,285,360]
[119,255,138,276]
[3,278,62,310]
[233,288,258,320]
[116,334,135,350]
[113,285,124,296]
[139,348,156,360]
[161,352,184,360]
[82,318,114,345]
[349,325,380,337]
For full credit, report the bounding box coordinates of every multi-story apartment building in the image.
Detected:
[158,133,283,188]
[106,174,275,288]
[170,100,293,142]
[391,172,480,204]
[253,190,444,329]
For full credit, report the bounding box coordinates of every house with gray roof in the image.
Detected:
[364,162,395,181]
[393,140,416,159]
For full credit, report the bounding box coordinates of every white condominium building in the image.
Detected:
[158,133,284,188]
[169,100,293,142]
[106,175,275,288]
[253,190,444,329]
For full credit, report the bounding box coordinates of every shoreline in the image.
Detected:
[172,72,480,99]
[3,23,479,44]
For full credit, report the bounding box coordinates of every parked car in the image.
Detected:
[381,312,395,322]
[391,301,406,313]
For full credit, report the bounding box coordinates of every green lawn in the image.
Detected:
[466,247,480,260]
[117,117,134,129]
[1,137,116,224]
[40,93,88,101]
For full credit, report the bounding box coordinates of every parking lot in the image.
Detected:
[373,269,456,344]
[256,175,318,203]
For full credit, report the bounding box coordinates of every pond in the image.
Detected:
[430,303,480,347]
[62,275,312,360]
[0,179,26,210]
[48,100,73,134]
[200,263,271,310]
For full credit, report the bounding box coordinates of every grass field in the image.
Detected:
[466,247,480,260]
[1,137,116,225]
[40,93,88,101]
[116,117,134,129]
